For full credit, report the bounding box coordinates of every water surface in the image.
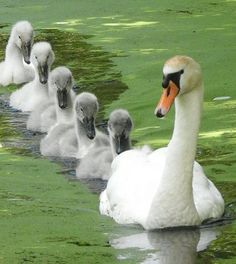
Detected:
[0,28,235,264]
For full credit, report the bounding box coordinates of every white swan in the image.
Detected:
[26,66,75,132]
[0,21,34,86]
[9,41,55,112]
[100,55,224,230]
[76,109,133,180]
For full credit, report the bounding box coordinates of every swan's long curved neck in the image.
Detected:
[146,83,204,229]
[169,86,203,182]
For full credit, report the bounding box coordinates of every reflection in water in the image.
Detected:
[111,228,219,264]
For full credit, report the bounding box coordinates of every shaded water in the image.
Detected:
[35,28,128,118]
[0,28,236,264]
[0,27,128,119]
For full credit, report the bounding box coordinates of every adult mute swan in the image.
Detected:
[0,21,34,86]
[10,41,55,112]
[26,66,75,132]
[76,109,133,180]
[100,55,224,230]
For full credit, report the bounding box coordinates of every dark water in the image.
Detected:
[0,28,128,119]
[35,28,128,119]
[0,28,236,264]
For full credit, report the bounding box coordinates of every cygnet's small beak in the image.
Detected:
[57,89,68,109]
[154,81,179,118]
[115,134,129,155]
[83,117,96,140]
[38,63,49,84]
[22,41,31,64]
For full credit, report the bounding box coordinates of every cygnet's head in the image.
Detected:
[49,66,74,109]
[11,21,34,64]
[74,92,99,140]
[31,42,55,84]
[108,109,133,155]
[155,55,202,118]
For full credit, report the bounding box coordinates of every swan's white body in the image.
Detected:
[100,56,224,230]
[10,42,54,112]
[0,21,34,86]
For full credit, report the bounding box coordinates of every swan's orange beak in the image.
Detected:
[155,81,179,118]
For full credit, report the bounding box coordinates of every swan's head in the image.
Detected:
[49,66,73,109]
[108,109,133,155]
[31,42,55,84]
[155,55,202,117]
[11,21,34,64]
[74,92,99,140]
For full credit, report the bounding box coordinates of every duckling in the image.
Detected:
[76,109,133,180]
[10,41,54,112]
[26,66,75,132]
[0,21,34,86]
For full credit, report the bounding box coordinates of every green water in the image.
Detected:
[0,0,235,263]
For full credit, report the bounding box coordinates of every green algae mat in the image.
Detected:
[0,0,236,263]
[0,149,120,263]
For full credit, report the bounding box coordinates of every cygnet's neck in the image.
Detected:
[31,69,49,99]
[5,40,24,65]
[109,135,131,158]
[75,118,95,158]
[146,84,203,229]
[56,91,74,124]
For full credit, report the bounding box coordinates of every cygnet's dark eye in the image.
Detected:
[80,107,84,112]
[18,35,21,40]
[35,56,37,59]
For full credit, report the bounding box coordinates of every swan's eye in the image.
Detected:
[47,55,49,60]
[35,56,37,59]
[80,107,84,112]
[18,35,21,40]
